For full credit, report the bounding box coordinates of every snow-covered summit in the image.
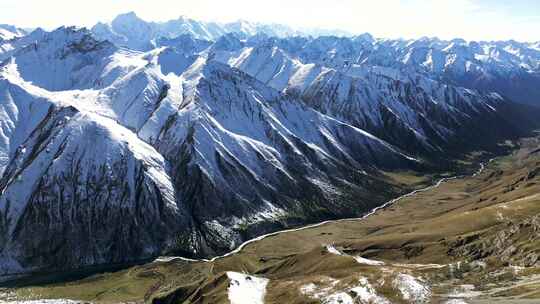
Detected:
[91,12,351,51]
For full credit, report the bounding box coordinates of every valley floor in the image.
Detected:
[2,135,540,303]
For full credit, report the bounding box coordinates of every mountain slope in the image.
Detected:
[211,38,540,157]
[0,25,539,280]
[0,25,26,41]
[0,28,419,277]
[0,28,47,62]
[238,35,540,106]
[0,53,194,276]
[8,134,540,304]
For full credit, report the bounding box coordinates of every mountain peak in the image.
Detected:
[354,33,375,43]
[111,11,148,28]
[29,27,46,35]
[114,11,140,20]
[211,32,244,51]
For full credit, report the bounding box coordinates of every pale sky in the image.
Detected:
[0,0,539,41]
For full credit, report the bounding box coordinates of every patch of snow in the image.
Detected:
[301,276,391,304]
[227,272,269,304]
[350,277,391,304]
[447,284,482,299]
[300,283,318,295]
[354,256,385,266]
[300,277,340,300]
[444,300,469,304]
[393,273,431,303]
[322,292,353,304]
[326,245,343,256]
[510,265,525,274]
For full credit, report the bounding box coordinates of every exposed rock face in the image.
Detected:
[0,26,539,278]
[449,214,540,267]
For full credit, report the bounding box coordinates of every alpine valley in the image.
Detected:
[0,11,540,304]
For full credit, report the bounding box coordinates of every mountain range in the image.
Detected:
[0,13,539,280]
[89,12,540,106]
[91,12,352,50]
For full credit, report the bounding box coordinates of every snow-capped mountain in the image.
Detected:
[0,25,26,41]
[0,27,416,277]
[88,12,540,107]
[233,35,540,105]
[156,34,212,55]
[0,28,47,62]
[0,24,539,279]
[209,34,539,155]
[91,12,351,51]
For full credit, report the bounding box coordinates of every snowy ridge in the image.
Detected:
[0,26,419,276]
[0,19,536,278]
[238,35,540,105]
[0,28,47,62]
[0,25,26,41]
[208,34,515,155]
[91,12,351,51]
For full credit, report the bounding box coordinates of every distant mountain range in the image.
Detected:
[0,13,539,279]
[87,12,540,105]
[91,12,353,50]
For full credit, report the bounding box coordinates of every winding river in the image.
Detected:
[156,158,494,264]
